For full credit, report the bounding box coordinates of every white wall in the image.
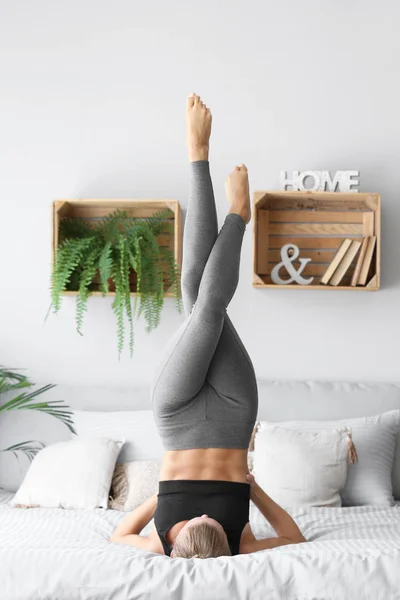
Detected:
[1,0,400,387]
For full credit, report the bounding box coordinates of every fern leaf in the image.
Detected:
[142,208,172,236]
[124,284,134,357]
[76,246,100,335]
[51,237,95,312]
[59,218,94,241]
[98,241,112,294]
[51,206,182,357]
[111,244,128,357]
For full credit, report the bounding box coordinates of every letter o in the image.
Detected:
[298,171,321,191]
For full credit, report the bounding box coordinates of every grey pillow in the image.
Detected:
[256,410,400,506]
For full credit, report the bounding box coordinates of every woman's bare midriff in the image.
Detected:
[159,448,249,483]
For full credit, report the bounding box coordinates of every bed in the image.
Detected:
[1,489,400,600]
[2,379,400,599]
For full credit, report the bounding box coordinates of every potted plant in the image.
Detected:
[50,208,182,356]
[0,367,75,461]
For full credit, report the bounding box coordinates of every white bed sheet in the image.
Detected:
[1,497,400,600]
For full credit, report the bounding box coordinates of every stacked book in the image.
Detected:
[321,237,376,287]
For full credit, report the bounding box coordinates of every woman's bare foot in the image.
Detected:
[186,93,212,162]
[226,165,251,224]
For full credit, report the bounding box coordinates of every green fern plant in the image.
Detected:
[50,208,182,357]
[0,367,75,462]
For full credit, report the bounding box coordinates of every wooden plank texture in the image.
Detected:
[54,201,71,218]
[267,197,369,211]
[252,273,265,285]
[252,190,381,291]
[269,223,363,235]
[269,211,364,223]
[261,275,353,286]
[66,207,175,219]
[363,212,375,237]
[55,198,174,208]
[255,190,372,207]
[52,198,182,296]
[257,210,269,274]
[252,205,258,279]
[174,202,182,267]
[366,274,379,289]
[268,249,336,263]
[375,197,381,288]
[268,236,360,249]
[63,290,178,298]
[266,263,355,277]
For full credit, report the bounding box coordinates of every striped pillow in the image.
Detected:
[255,410,400,507]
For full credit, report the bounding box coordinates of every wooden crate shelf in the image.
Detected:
[52,198,182,296]
[252,191,381,291]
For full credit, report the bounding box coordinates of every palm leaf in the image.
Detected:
[0,384,76,434]
[0,368,30,384]
[0,384,55,411]
[0,378,31,394]
[0,367,31,394]
[0,368,75,463]
[2,440,45,462]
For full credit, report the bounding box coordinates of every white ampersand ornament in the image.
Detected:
[271,244,314,285]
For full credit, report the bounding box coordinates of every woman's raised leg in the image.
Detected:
[151,93,255,429]
[180,93,255,397]
[181,93,217,316]
[151,166,251,416]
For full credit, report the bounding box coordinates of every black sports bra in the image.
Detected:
[154,480,250,556]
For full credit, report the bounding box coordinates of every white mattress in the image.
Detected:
[1,494,400,600]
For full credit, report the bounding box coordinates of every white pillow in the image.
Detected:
[11,437,123,509]
[109,460,161,511]
[252,424,349,508]
[262,411,400,506]
[72,410,163,462]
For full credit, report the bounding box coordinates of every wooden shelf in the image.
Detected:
[52,198,182,296]
[252,190,380,291]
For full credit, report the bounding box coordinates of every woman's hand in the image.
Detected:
[110,492,158,540]
[246,472,256,487]
[246,479,306,544]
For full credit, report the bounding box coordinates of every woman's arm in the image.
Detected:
[240,474,306,554]
[110,493,163,552]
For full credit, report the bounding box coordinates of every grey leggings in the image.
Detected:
[150,161,258,450]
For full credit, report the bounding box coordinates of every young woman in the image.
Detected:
[110,94,306,558]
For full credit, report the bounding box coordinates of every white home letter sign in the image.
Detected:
[280,171,359,193]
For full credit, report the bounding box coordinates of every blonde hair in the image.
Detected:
[172,521,232,559]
